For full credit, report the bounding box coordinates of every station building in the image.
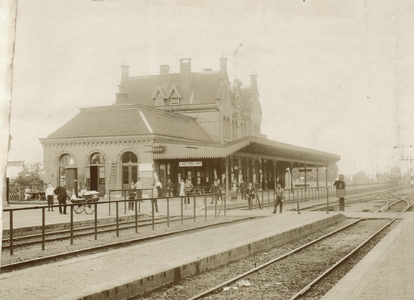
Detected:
[40,58,340,196]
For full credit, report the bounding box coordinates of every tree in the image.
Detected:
[355,171,369,184]
[11,162,45,187]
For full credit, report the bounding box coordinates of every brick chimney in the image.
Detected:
[116,65,129,103]
[219,57,228,74]
[118,65,129,92]
[250,74,258,91]
[180,58,192,103]
[160,65,170,74]
[115,92,128,104]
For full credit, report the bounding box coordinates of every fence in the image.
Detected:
[8,184,45,201]
[2,181,400,256]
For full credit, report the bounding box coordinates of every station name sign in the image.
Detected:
[179,161,202,167]
[152,144,165,153]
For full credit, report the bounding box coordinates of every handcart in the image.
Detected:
[70,191,100,214]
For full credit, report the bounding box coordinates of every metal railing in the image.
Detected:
[2,182,399,256]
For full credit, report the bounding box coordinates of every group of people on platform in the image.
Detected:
[42,173,346,218]
[44,180,71,215]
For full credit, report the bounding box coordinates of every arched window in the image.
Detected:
[121,152,138,188]
[86,152,106,194]
[90,153,105,164]
[59,154,73,181]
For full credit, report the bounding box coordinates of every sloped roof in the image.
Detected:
[44,105,215,143]
[122,71,224,105]
[153,136,340,166]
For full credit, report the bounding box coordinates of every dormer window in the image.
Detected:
[166,84,181,105]
[155,96,165,106]
[151,85,167,107]
[170,96,180,105]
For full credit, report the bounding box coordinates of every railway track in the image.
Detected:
[2,215,194,249]
[226,186,403,212]
[172,191,414,300]
[1,216,255,273]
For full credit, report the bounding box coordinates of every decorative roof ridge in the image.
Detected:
[78,103,197,121]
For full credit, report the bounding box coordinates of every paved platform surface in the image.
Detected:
[0,208,342,300]
[321,211,414,300]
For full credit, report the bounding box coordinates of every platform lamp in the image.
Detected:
[394,145,413,186]
[387,156,394,181]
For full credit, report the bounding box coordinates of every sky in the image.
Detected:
[5,0,414,178]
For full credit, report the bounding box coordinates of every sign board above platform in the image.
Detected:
[179,161,202,167]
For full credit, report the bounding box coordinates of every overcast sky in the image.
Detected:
[6,0,414,177]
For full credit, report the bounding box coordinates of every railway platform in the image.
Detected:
[0,208,345,300]
[321,211,414,300]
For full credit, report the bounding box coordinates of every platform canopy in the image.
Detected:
[153,136,340,167]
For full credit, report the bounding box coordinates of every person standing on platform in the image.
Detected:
[135,178,143,200]
[184,179,193,204]
[273,184,284,214]
[239,179,247,200]
[217,179,223,200]
[54,180,68,214]
[245,182,256,210]
[128,181,136,210]
[179,178,186,200]
[45,183,55,211]
[166,178,175,198]
[209,180,220,204]
[230,181,238,202]
[334,174,346,211]
[152,184,159,213]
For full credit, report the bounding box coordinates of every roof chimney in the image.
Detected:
[118,65,129,92]
[115,92,128,104]
[180,58,192,103]
[219,57,228,74]
[250,74,257,89]
[160,65,170,74]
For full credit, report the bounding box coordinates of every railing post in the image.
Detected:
[116,201,119,237]
[70,204,74,244]
[296,188,300,214]
[204,194,207,221]
[94,203,98,240]
[9,210,13,255]
[193,195,196,222]
[181,197,184,225]
[108,190,111,216]
[151,199,155,230]
[42,207,46,250]
[135,200,138,233]
[124,191,127,214]
[215,193,217,218]
[167,196,170,228]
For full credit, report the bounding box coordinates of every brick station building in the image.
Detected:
[40,58,340,196]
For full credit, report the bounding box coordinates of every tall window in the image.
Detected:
[59,154,72,181]
[121,152,138,186]
[87,152,106,193]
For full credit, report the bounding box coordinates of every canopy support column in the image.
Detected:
[225,157,229,216]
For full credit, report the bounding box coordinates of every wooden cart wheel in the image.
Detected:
[84,199,95,215]
[73,203,84,214]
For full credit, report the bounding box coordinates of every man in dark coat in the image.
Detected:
[209,180,221,204]
[333,174,346,211]
[54,180,68,214]
[245,182,256,210]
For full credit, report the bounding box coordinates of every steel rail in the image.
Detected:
[187,192,414,300]
[1,216,255,273]
[288,193,414,300]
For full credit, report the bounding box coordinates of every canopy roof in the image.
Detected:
[154,136,340,166]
